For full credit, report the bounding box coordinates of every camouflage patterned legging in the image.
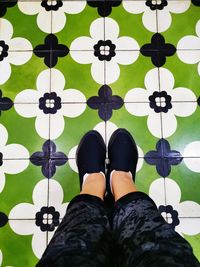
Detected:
[36,192,200,267]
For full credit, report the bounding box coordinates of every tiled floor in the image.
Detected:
[0,0,200,265]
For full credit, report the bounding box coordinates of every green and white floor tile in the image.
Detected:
[0,0,200,265]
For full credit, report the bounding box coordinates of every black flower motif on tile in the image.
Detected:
[140,33,176,67]
[197,96,200,106]
[94,40,116,61]
[0,0,17,17]
[149,91,172,113]
[36,206,60,231]
[34,34,69,68]
[87,85,123,121]
[159,205,180,229]
[0,152,3,166]
[0,90,13,115]
[0,212,8,227]
[191,0,200,6]
[145,0,168,10]
[87,0,122,17]
[144,139,182,177]
[0,41,9,61]
[30,140,68,178]
[39,92,62,114]
[41,0,63,11]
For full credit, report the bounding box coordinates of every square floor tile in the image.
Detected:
[8,179,49,221]
[14,103,51,140]
[111,104,162,150]
[148,176,200,239]
[56,2,103,45]
[50,67,88,103]
[183,156,200,174]
[161,102,198,140]
[168,164,200,205]
[0,221,39,266]
[56,50,104,98]
[0,53,49,101]
[163,52,200,97]
[69,50,105,86]
[8,218,48,261]
[165,176,200,217]
[49,104,94,140]
[105,50,141,85]
[0,161,45,215]
[162,2,200,46]
[49,162,80,203]
[111,1,157,45]
[148,175,166,206]
[49,106,103,156]
[136,161,163,194]
[157,1,192,34]
[184,231,200,260]
[17,1,52,35]
[0,108,48,160]
[108,53,159,98]
[0,2,48,48]
[48,178,69,213]
[162,104,200,156]
[0,51,33,87]
[167,217,200,258]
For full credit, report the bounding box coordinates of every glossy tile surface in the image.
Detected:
[0,0,200,265]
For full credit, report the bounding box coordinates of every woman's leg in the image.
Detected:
[111,170,137,201]
[36,174,113,267]
[80,172,106,200]
[36,131,114,267]
[112,172,200,267]
[107,128,200,267]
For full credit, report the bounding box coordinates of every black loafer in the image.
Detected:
[76,130,106,190]
[107,128,138,195]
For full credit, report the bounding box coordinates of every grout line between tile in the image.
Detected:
[13,100,199,105]
[50,3,53,40]
[47,178,50,247]
[163,176,167,221]
[3,0,193,4]
[123,101,199,103]
[8,216,200,221]
[2,158,31,160]
[4,156,200,160]
[47,0,52,234]
[13,0,193,2]
[13,102,87,104]
[103,14,106,86]
[7,49,200,52]
[105,121,108,158]
[155,3,159,34]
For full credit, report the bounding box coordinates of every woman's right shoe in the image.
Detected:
[107,128,138,195]
[76,130,106,190]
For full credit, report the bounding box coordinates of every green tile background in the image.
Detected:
[0,0,200,265]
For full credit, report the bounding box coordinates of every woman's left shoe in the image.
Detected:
[107,128,138,195]
[76,130,106,190]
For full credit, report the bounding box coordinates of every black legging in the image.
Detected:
[36,192,200,267]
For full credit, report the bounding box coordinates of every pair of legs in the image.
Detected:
[80,170,137,201]
[37,129,200,267]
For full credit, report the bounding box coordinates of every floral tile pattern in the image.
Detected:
[0,0,200,265]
